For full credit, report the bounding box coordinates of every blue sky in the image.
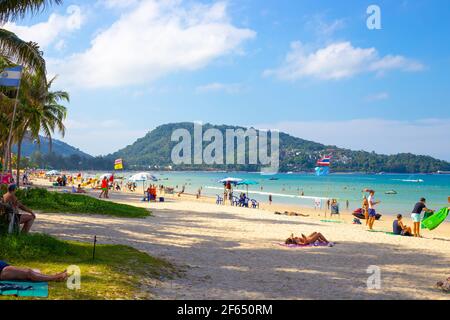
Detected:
[6,0,450,159]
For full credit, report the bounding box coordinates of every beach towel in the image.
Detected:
[0,281,48,298]
[277,242,335,248]
[320,220,343,224]
[367,230,398,236]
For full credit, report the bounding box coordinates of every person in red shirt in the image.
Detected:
[99,177,109,199]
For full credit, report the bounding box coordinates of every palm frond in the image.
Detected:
[0,0,63,23]
[0,28,45,74]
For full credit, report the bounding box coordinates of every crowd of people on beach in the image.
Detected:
[1,171,449,292]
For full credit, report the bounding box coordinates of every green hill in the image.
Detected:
[107,122,450,173]
[13,134,92,159]
[26,122,450,173]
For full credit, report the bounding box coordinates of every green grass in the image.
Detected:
[13,188,150,218]
[0,233,176,300]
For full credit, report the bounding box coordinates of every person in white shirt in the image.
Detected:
[367,190,380,230]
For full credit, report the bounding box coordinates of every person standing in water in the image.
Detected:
[269,194,272,205]
[367,190,380,230]
[411,198,433,238]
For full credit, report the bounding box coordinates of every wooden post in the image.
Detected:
[92,235,97,260]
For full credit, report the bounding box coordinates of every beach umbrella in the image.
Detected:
[129,172,158,194]
[218,177,243,185]
[98,173,113,180]
[237,179,259,196]
[129,172,158,182]
[45,170,60,176]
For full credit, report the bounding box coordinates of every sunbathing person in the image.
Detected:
[2,184,36,233]
[0,260,68,282]
[285,232,330,245]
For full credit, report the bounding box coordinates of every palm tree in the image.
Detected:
[14,72,68,185]
[0,0,62,74]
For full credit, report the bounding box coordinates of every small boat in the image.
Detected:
[269,177,279,181]
[385,190,398,195]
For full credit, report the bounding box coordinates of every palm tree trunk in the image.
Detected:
[8,142,12,176]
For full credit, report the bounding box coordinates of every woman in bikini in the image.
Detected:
[0,260,68,282]
[285,232,330,245]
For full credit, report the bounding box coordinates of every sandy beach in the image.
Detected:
[30,180,450,300]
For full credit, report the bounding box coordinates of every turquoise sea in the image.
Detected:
[106,171,450,215]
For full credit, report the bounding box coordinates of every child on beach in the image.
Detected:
[411,198,434,238]
[367,190,380,230]
[362,195,369,226]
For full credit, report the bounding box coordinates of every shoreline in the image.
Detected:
[31,177,450,240]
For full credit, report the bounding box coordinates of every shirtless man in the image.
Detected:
[2,184,36,233]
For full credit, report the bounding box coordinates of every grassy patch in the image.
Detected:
[0,233,176,300]
[13,188,150,218]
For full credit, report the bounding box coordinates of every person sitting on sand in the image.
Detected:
[393,214,412,236]
[285,232,330,245]
[0,260,67,282]
[2,184,36,234]
[76,184,86,194]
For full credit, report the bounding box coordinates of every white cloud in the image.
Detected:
[98,0,138,9]
[305,14,345,37]
[196,82,244,94]
[264,41,425,81]
[50,0,255,89]
[4,5,84,50]
[252,118,450,161]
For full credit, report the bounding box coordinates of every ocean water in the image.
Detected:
[102,171,450,215]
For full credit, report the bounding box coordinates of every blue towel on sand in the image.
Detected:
[0,281,48,297]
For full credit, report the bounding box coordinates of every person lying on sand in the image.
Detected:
[285,232,330,245]
[0,260,68,282]
[275,211,309,217]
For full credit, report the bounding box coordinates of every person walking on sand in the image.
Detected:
[269,194,272,205]
[411,198,434,238]
[367,190,380,230]
[99,177,109,199]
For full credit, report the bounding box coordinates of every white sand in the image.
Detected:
[33,191,450,300]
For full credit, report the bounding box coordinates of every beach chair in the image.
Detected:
[330,204,340,219]
[216,195,223,205]
[251,199,259,209]
[0,202,20,235]
[231,196,240,206]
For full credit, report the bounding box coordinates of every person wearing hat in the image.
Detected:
[2,184,36,233]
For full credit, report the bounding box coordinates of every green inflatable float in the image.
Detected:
[421,207,449,231]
